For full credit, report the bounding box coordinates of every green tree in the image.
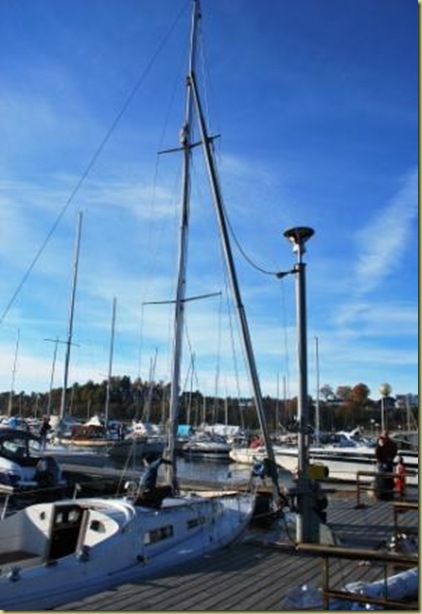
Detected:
[336,385,352,401]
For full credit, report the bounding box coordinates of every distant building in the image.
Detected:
[395,393,418,409]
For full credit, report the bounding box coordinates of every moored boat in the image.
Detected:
[0,428,66,495]
[0,492,254,610]
[183,431,231,461]
[231,431,418,486]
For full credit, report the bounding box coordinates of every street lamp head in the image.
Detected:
[379,383,392,397]
[283,226,314,256]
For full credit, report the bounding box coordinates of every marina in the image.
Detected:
[0,0,417,610]
[0,456,417,610]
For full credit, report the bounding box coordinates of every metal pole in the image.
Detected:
[295,258,308,479]
[7,329,20,417]
[276,373,280,432]
[381,396,385,433]
[165,0,200,491]
[47,337,58,418]
[105,297,117,430]
[60,211,83,424]
[283,226,316,543]
[379,383,391,433]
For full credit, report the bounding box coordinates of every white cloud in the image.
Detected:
[353,168,418,295]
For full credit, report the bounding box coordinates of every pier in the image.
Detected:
[51,471,418,611]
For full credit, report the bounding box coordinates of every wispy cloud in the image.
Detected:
[353,167,418,295]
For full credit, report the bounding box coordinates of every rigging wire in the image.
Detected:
[0,0,190,326]
[197,22,282,281]
[223,268,247,430]
[212,293,223,421]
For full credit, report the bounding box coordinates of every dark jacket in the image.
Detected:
[375,436,397,466]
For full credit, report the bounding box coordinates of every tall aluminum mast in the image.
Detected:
[166,0,201,490]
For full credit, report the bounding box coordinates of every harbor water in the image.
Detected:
[107,452,296,490]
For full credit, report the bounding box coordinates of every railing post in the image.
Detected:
[322,555,329,610]
[355,472,365,509]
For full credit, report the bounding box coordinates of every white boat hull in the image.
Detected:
[0,492,254,610]
[231,446,418,486]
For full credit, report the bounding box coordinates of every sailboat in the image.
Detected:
[0,2,270,609]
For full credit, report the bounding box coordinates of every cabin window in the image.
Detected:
[68,509,81,523]
[187,516,206,529]
[89,519,106,533]
[144,525,173,545]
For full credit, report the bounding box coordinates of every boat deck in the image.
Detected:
[0,549,41,568]
[53,488,418,611]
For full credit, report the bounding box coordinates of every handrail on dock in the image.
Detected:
[355,469,417,508]
[296,543,418,610]
[393,501,418,540]
[355,470,392,508]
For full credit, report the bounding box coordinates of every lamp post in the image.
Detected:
[379,383,392,433]
[282,226,315,543]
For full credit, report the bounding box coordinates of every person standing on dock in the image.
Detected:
[374,431,397,500]
[39,416,51,451]
[375,431,398,473]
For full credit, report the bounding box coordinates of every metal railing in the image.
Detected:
[393,501,418,541]
[296,542,418,610]
[355,470,417,509]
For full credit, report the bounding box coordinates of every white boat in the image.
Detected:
[0,493,253,610]
[108,422,165,461]
[231,430,418,486]
[0,428,66,495]
[183,431,231,461]
[272,444,418,486]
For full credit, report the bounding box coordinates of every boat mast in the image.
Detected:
[104,297,117,430]
[165,0,201,490]
[189,71,281,502]
[7,329,20,417]
[59,210,83,425]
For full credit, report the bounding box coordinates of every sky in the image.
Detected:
[0,0,418,407]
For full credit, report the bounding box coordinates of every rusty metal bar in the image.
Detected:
[296,542,417,566]
[393,501,418,540]
[325,587,419,610]
[297,543,418,610]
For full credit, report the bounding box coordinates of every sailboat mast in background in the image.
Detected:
[59,211,83,426]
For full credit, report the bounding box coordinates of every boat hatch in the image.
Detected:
[44,503,88,562]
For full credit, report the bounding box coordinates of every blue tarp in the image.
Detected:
[177,424,194,437]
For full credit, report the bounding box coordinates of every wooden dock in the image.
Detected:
[53,487,418,611]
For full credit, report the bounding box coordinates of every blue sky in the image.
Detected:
[0,0,417,405]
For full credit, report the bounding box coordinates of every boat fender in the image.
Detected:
[7,566,21,582]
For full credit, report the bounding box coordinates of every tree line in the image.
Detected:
[0,377,417,433]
